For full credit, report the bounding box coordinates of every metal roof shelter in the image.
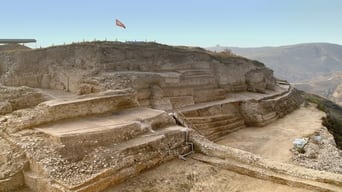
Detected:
[0,39,36,44]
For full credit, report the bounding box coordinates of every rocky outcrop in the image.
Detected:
[1,90,189,192]
[245,68,276,93]
[18,111,190,192]
[0,42,276,111]
[240,86,303,126]
[0,85,46,115]
[176,83,302,140]
[1,89,139,133]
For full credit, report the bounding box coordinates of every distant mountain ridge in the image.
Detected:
[207,43,342,105]
[208,43,342,82]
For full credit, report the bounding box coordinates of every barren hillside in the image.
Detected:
[208,43,342,105]
[0,42,341,192]
[208,43,342,82]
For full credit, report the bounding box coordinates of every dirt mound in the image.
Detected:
[0,44,30,52]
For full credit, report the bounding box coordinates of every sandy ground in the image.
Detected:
[108,158,311,192]
[217,104,325,163]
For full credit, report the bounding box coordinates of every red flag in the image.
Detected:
[115,19,126,29]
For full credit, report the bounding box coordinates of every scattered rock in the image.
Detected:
[312,135,322,144]
[292,127,342,174]
[293,138,308,153]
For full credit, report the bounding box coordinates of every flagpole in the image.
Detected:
[115,19,126,42]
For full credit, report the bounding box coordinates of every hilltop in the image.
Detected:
[0,41,341,192]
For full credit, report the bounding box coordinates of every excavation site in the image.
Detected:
[0,42,341,192]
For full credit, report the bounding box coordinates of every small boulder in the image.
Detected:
[312,135,322,144]
[293,138,308,153]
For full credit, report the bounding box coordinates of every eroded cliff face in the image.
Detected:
[0,85,46,115]
[0,42,277,111]
[0,42,313,192]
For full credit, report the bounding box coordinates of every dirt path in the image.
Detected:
[108,158,311,192]
[217,104,325,163]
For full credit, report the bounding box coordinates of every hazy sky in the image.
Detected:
[1,0,341,48]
